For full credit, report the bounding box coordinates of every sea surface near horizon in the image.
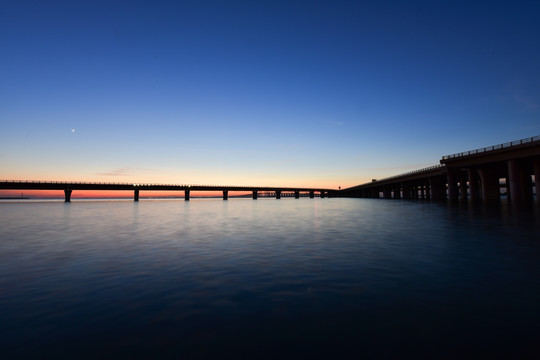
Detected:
[1,198,540,358]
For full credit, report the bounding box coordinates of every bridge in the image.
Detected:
[0,181,334,202]
[340,135,540,205]
[3,135,539,205]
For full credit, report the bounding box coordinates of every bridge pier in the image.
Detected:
[252,190,258,200]
[134,189,139,202]
[478,168,500,202]
[429,176,446,200]
[402,184,410,199]
[383,187,392,199]
[459,179,467,200]
[320,191,326,198]
[309,191,314,198]
[64,188,72,202]
[534,158,540,203]
[276,190,281,199]
[468,169,481,201]
[508,159,532,205]
[223,190,228,200]
[447,170,459,202]
[393,187,401,199]
[294,190,300,199]
[185,190,190,201]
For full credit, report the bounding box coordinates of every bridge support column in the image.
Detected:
[134,189,139,202]
[478,168,500,202]
[223,190,228,200]
[402,184,410,199]
[534,158,540,204]
[294,190,300,199]
[429,177,446,200]
[393,187,401,199]
[320,191,325,198]
[447,170,459,202]
[459,179,468,200]
[468,169,481,202]
[425,182,431,200]
[252,190,258,200]
[276,190,281,199]
[383,187,391,199]
[412,185,419,199]
[64,188,72,202]
[309,191,314,199]
[185,190,190,201]
[508,159,532,205]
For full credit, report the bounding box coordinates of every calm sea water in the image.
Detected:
[1,198,539,359]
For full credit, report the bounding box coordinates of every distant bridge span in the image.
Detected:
[0,181,335,202]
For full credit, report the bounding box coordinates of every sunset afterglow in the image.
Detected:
[1,1,539,196]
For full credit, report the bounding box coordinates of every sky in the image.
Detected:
[1,0,540,197]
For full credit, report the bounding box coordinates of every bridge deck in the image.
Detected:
[0,180,334,193]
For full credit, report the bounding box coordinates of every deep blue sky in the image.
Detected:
[1,0,539,188]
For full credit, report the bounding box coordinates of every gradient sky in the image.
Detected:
[2,0,540,192]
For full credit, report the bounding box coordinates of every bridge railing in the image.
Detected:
[442,135,540,160]
[346,164,446,189]
[371,164,446,183]
[0,180,332,191]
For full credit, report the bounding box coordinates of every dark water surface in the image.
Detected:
[1,198,540,358]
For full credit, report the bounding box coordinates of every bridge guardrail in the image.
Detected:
[0,180,333,192]
[346,164,446,189]
[370,164,446,184]
[442,135,540,160]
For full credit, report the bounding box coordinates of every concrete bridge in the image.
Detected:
[340,135,540,205]
[3,135,539,205]
[0,181,333,202]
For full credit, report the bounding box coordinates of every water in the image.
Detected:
[1,198,540,358]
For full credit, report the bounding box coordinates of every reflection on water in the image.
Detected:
[1,198,539,358]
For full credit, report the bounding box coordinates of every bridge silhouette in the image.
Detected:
[341,135,540,205]
[2,135,539,205]
[0,181,334,202]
